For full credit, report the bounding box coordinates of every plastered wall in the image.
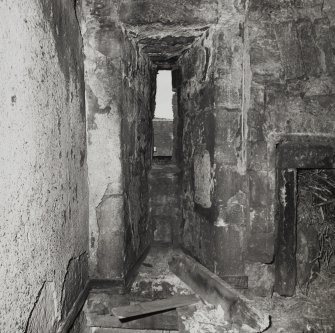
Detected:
[0,0,88,331]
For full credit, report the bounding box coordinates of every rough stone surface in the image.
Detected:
[247,2,335,295]
[149,163,181,245]
[119,0,218,26]
[174,0,335,296]
[153,119,173,157]
[80,0,335,300]
[82,4,156,280]
[0,0,88,331]
[177,17,248,280]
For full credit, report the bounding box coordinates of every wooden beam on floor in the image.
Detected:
[87,310,178,331]
[112,294,199,320]
[169,252,270,332]
[92,329,177,333]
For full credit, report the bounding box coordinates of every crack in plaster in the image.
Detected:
[24,282,47,333]
[24,281,58,333]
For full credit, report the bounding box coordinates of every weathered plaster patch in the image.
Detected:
[86,111,123,277]
[214,217,229,228]
[95,195,125,279]
[194,149,212,208]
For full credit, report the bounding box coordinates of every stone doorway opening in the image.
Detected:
[274,139,335,297]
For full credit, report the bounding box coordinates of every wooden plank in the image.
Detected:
[93,328,177,333]
[274,169,297,296]
[86,310,179,330]
[169,252,270,332]
[112,294,199,319]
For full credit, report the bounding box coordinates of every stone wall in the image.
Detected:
[247,0,335,296]
[82,1,156,280]
[78,0,335,296]
[149,163,181,245]
[176,4,248,286]
[0,0,88,331]
[153,119,173,157]
[177,0,335,295]
[121,35,156,275]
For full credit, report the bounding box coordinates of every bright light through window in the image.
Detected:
[155,70,173,120]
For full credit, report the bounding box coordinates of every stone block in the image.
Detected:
[324,0,335,25]
[249,207,271,233]
[214,110,241,166]
[214,226,245,276]
[198,83,216,110]
[215,108,241,146]
[249,170,269,209]
[296,19,322,77]
[304,95,335,125]
[249,21,282,82]
[181,46,207,83]
[95,25,123,59]
[215,165,248,208]
[245,263,274,297]
[264,83,288,134]
[247,141,268,171]
[246,231,274,264]
[314,18,335,74]
[247,108,266,142]
[214,144,238,166]
[119,0,218,25]
[250,82,265,110]
[214,76,242,109]
[223,190,248,226]
[274,21,305,79]
[276,141,335,169]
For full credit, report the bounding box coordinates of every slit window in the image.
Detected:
[153,70,173,158]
